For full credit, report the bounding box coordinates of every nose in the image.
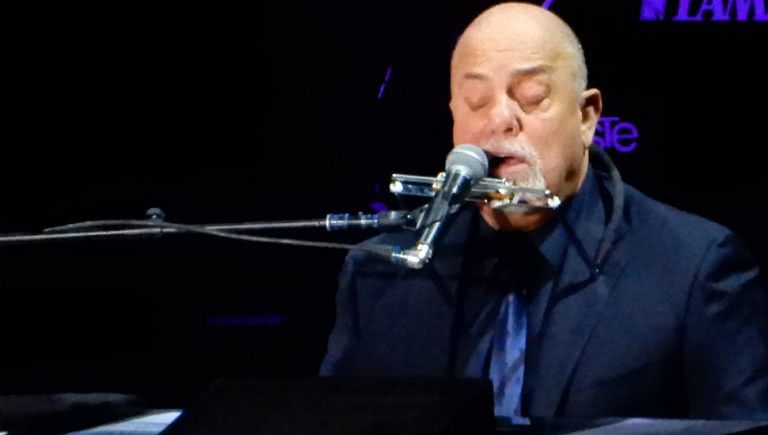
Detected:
[486,95,521,139]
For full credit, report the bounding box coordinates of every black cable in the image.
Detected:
[8,219,394,258]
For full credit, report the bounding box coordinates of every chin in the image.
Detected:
[479,204,554,233]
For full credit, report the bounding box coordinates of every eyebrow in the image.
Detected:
[462,72,491,82]
[510,65,552,79]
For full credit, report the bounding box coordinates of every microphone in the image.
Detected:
[324,210,420,231]
[391,144,488,268]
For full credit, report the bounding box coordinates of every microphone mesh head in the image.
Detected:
[446,144,488,181]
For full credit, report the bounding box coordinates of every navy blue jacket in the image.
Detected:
[321,150,768,419]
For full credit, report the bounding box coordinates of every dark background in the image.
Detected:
[2,0,767,406]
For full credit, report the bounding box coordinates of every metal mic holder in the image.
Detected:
[390,173,562,211]
[386,172,562,269]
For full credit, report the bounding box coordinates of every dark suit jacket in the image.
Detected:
[320,150,768,419]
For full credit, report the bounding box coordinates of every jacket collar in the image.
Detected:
[524,148,632,417]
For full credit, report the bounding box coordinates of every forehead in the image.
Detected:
[455,49,554,76]
[450,22,574,88]
[451,53,568,99]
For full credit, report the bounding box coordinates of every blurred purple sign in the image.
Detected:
[641,0,768,21]
[594,116,639,153]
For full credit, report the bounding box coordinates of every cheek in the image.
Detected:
[539,150,563,178]
[524,118,582,182]
[520,117,560,154]
[452,116,482,144]
[525,108,582,151]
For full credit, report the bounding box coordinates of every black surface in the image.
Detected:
[162,377,495,435]
[0,393,147,435]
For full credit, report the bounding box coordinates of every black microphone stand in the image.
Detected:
[0,208,421,246]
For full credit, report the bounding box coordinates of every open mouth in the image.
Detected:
[489,154,529,176]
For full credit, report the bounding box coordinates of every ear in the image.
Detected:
[579,88,602,147]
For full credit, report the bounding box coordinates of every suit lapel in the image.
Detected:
[415,207,496,376]
[524,169,631,417]
[525,240,629,416]
[425,207,507,377]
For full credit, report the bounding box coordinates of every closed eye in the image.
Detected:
[511,80,551,112]
[465,95,491,111]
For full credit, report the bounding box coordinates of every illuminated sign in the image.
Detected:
[594,116,639,153]
[541,0,556,9]
[641,0,768,21]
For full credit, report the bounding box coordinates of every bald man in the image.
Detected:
[321,2,768,421]
[450,3,599,233]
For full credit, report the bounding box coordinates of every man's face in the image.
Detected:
[450,35,598,231]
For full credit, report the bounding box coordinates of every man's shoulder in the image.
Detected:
[621,182,733,249]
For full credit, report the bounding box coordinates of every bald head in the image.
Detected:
[452,2,587,94]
